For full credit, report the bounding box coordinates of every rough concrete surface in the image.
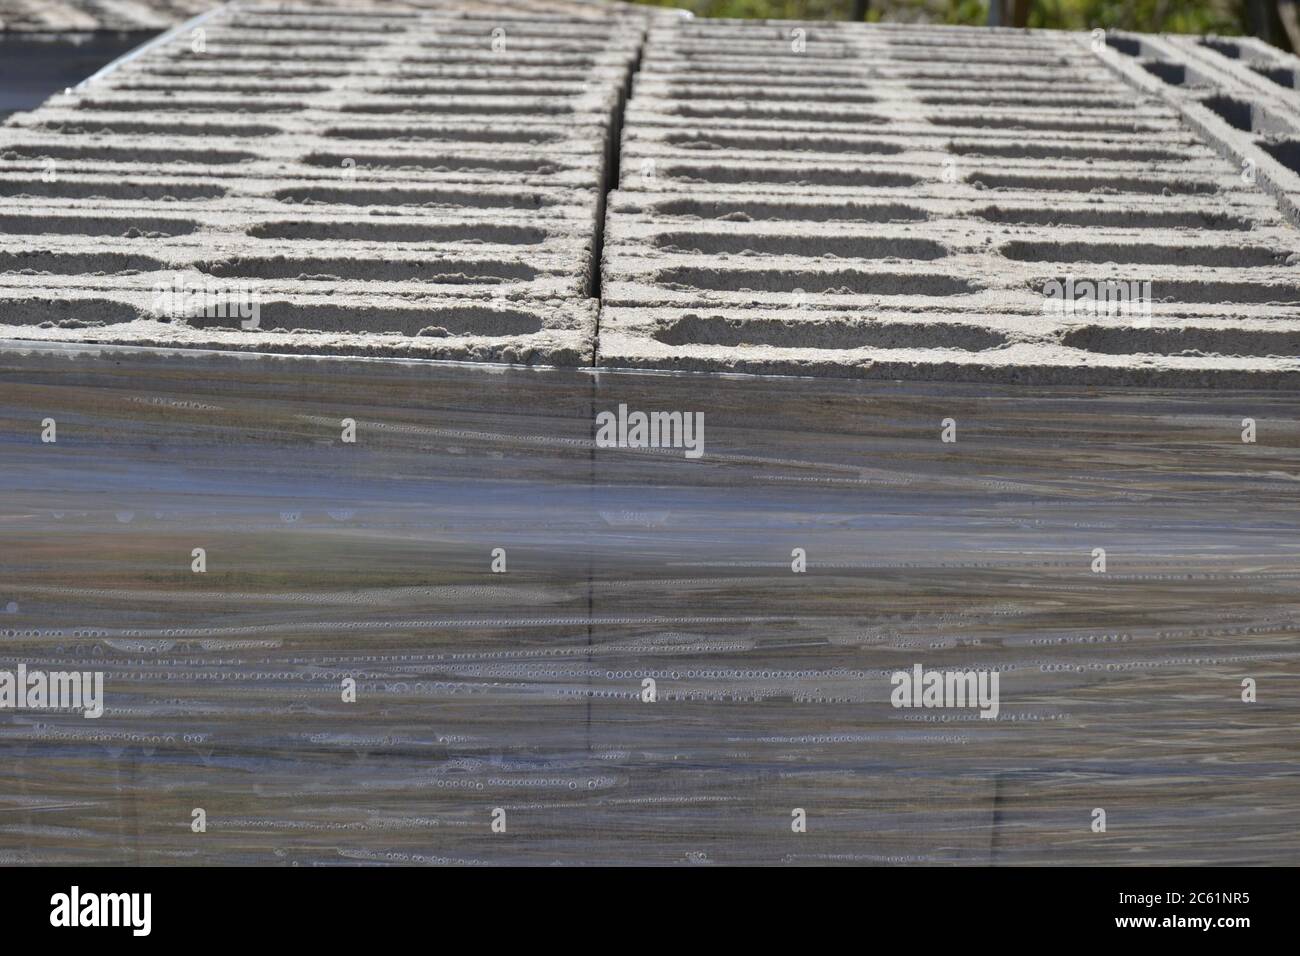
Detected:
[598,18,1300,386]
[1,5,1298,384]
[0,0,657,364]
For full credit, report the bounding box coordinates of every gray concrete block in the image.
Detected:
[599,17,1300,385]
[0,1,643,366]
[8,8,1300,384]
[0,287,597,364]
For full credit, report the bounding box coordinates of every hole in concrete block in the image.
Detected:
[248,220,549,244]
[274,185,547,210]
[1105,35,1142,56]
[114,80,330,95]
[668,104,885,124]
[79,97,304,113]
[325,126,565,145]
[968,172,1218,195]
[1002,239,1288,268]
[652,314,1005,350]
[930,115,1152,133]
[1251,64,1296,88]
[888,36,1045,52]
[901,69,1101,84]
[302,152,560,175]
[38,119,282,138]
[0,143,255,165]
[664,85,878,105]
[148,64,351,79]
[415,24,610,40]
[0,250,164,274]
[227,12,416,27]
[403,53,598,68]
[1200,37,1242,58]
[1142,61,1186,85]
[1202,94,1253,131]
[1205,96,1292,136]
[663,60,857,77]
[1061,324,1299,357]
[0,297,140,327]
[209,34,385,48]
[655,266,976,296]
[373,83,579,98]
[0,179,225,201]
[974,205,1253,230]
[224,19,412,34]
[0,213,197,237]
[651,198,927,223]
[340,99,573,115]
[234,8,416,20]
[921,94,1130,109]
[672,43,853,60]
[663,132,902,155]
[159,46,364,63]
[887,51,1066,67]
[949,141,1182,162]
[919,80,1105,95]
[652,232,947,260]
[1258,139,1300,176]
[679,26,834,42]
[663,163,917,188]
[188,302,544,337]
[395,66,591,82]
[1131,279,1300,304]
[423,37,611,54]
[202,256,538,284]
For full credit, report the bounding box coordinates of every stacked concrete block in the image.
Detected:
[6,8,1299,383]
[1099,30,1300,233]
[0,1,650,364]
[599,19,1300,386]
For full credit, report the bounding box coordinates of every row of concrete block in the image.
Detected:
[597,17,1300,386]
[0,1,660,364]
[1,4,1298,385]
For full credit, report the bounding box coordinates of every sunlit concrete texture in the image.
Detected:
[3,7,1299,383]
[598,18,1300,385]
[0,1,660,364]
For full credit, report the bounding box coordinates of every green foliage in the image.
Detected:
[636,0,847,17]
[943,0,988,25]
[1027,1,1245,34]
